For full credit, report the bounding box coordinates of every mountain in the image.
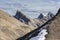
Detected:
[14,11,40,28]
[46,9,60,40]
[0,10,36,40]
[42,12,54,22]
[47,12,54,20]
[33,13,46,27]
[38,13,44,19]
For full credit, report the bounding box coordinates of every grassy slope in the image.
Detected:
[0,10,36,40]
[46,10,60,40]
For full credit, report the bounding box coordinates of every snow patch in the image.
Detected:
[30,29,48,40]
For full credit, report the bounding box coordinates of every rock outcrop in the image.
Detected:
[46,9,60,40]
[14,11,30,24]
[38,13,44,19]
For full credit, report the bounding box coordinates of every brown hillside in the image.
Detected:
[0,10,36,40]
[46,9,60,40]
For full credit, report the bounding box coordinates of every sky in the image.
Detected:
[0,0,60,18]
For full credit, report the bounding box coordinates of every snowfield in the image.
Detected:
[30,29,48,40]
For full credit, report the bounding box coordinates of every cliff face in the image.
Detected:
[46,9,60,40]
[0,10,36,40]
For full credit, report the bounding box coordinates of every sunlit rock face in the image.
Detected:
[30,29,48,40]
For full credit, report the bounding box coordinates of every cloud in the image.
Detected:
[0,0,60,18]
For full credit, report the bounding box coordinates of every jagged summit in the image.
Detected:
[43,12,54,21]
[14,10,30,24]
[47,12,54,19]
[38,13,44,19]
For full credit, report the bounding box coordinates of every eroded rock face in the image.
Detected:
[46,9,60,40]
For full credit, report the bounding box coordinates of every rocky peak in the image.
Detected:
[47,12,54,19]
[14,10,30,24]
[38,13,44,19]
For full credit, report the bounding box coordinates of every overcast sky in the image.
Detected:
[0,0,60,18]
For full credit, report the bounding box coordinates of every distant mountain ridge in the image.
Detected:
[14,11,54,28]
[0,9,58,40]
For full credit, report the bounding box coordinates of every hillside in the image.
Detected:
[0,10,36,40]
[46,9,60,40]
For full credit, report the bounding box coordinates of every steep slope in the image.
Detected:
[0,10,36,40]
[46,9,60,40]
[33,18,46,26]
